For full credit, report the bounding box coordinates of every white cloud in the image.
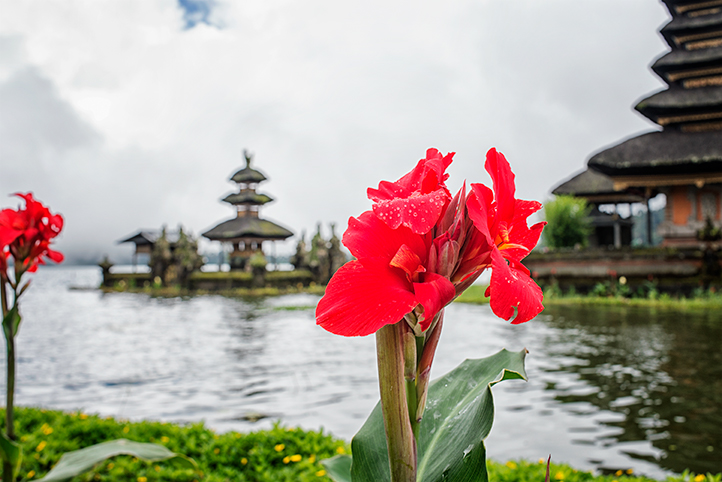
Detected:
[0,0,671,262]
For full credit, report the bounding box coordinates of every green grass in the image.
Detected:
[454,284,722,311]
[3,408,719,481]
[5,407,346,481]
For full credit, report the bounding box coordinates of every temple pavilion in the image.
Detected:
[553,0,722,247]
[203,151,293,270]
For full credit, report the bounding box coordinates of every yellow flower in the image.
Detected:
[27,471,35,479]
[41,424,53,435]
[626,469,634,475]
[155,466,161,472]
[555,471,564,480]
[695,475,706,482]
[283,456,291,464]
[107,463,114,470]
[161,436,170,443]
[336,446,346,455]
[79,413,88,420]
[506,461,517,469]
[309,454,316,463]
[123,426,130,434]
[138,477,147,482]
[241,458,248,465]
[615,471,623,477]
[290,454,302,462]
[213,448,220,454]
[235,433,242,439]
[539,458,545,464]
[316,469,327,477]
[275,444,285,452]
[36,441,46,452]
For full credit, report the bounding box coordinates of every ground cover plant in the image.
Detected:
[4,407,721,482]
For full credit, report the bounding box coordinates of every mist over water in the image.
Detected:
[3,266,720,478]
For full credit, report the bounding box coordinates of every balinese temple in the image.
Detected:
[553,0,722,247]
[118,229,180,269]
[203,151,293,270]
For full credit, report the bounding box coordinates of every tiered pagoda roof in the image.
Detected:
[556,0,722,194]
[203,151,293,243]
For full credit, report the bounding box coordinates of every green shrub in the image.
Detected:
[544,195,592,248]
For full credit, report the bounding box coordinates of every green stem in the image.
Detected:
[1,275,15,482]
[376,322,416,482]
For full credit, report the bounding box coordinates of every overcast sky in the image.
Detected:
[0,0,671,263]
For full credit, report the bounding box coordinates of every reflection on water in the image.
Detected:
[2,267,720,477]
[539,305,722,475]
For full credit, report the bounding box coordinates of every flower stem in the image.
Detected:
[1,276,15,482]
[376,322,417,482]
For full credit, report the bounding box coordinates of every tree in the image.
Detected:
[543,195,592,248]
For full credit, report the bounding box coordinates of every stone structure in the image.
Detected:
[291,224,347,284]
[203,151,293,270]
[554,0,722,247]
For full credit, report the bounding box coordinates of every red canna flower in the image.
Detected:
[0,193,64,278]
[367,148,453,234]
[316,148,544,337]
[467,149,545,324]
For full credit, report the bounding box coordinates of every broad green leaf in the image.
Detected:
[36,439,197,482]
[351,348,527,482]
[0,431,22,476]
[322,454,352,482]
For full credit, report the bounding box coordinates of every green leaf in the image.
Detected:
[322,454,353,482]
[35,439,197,482]
[2,305,20,339]
[350,348,527,482]
[0,431,22,477]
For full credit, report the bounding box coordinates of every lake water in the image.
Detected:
[2,266,720,478]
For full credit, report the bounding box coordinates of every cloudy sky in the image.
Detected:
[0,0,670,263]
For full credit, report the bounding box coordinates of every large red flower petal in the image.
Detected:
[371,190,449,234]
[343,211,428,262]
[316,260,418,337]
[467,183,495,246]
[413,273,455,331]
[487,249,543,324]
[484,148,516,227]
[502,221,545,262]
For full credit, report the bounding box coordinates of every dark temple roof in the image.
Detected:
[636,85,722,123]
[652,46,722,78]
[552,169,616,196]
[552,169,644,203]
[587,129,722,175]
[222,191,274,205]
[202,217,293,241]
[231,165,267,184]
[118,230,180,245]
[230,151,267,184]
[661,10,722,36]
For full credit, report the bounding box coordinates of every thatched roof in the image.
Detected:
[118,230,180,245]
[552,169,644,203]
[661,10,722,36]
[652,46,722,78]
[637,85,722,111]
[230,166,267,184]
[202,217,293,241]
[587,129,722,175]
[222,191,274,205]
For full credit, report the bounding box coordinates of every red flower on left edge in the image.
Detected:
[0,193,64,276]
